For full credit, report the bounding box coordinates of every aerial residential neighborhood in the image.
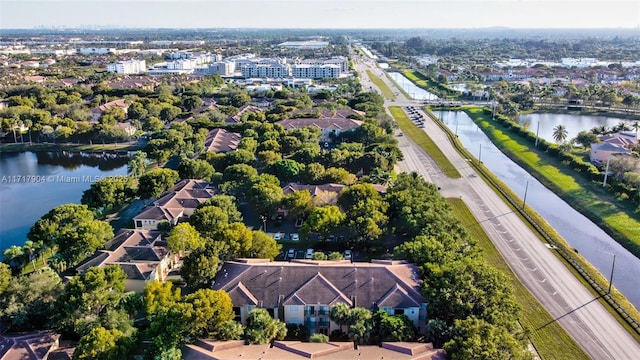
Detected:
[2,1,640,359]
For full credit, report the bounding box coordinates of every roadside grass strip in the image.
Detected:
[389,106,461,179]
[366,70,396,100]
[447,197,589,360]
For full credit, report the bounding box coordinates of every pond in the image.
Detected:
[0,151,129,252]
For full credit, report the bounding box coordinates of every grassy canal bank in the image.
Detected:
[0,142,142,153]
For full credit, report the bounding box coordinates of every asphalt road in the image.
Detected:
[353,56,640,358]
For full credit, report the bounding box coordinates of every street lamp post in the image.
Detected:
[603,154,614,187]
[478,143,482,164]
[522,180,529,209]
[534,121,540,147]
[260,215,267,233]
[597,250,616,295]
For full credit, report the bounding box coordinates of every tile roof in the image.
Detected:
[75,229,167,281]
[213,260,425,310]
[204,128,242,153]
[281,183,387,197]
[226,104,263,124]
[136,179,216,222]
[277,118,364,132]
[183,340,445,360]
[0,331,61,360]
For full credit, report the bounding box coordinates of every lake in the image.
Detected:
[516,113,637,143]
[0,151,129,252]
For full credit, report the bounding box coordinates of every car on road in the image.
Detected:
[287,248,295,259]
[305,248,314,259]
[291,233,299,241]
[343,249,352,261]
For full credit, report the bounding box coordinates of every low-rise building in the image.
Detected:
[134,179,215,230]
[75,229,174,293]
[90,99,129,121]
[204,128,242,153]
[213,259,428,335]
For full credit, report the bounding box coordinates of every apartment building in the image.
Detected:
[106,59,147,74]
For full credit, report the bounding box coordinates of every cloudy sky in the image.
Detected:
[1,0,639,29]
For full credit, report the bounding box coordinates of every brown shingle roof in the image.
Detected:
[277,118,363,131]
[213,260,425,310]
[204,128,242,153]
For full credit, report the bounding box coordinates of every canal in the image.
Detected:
[436,110,640,309]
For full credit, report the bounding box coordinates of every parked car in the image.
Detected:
[305,248,314,259]
[291,233,300,241]
[343,249,352,261]
[287,248,295,259]
[328,235,336,242]
[274,233,282,241]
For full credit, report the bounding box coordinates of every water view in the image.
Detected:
[516,113,637,143]
[436,110,640,308]
[387,72,439,100]
[0,151,129,252]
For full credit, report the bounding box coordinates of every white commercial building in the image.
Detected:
[106,59,147,75]
[78,48,116,55]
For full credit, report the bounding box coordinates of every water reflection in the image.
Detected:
[0,151,129,251]
[517,113,636,143]
[387,72,439,100]
[436,110,640,309]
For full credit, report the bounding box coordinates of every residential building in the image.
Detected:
[277,117,364,142]
[106,59,147,75]
[292,63,341,79]
[0,331,65,360]
[240,61,290,78]
[90,99,129,121]
[212,259,428,335]
[225,104,263,125]
[278,40,330,49]
[298,56,349,73]
[183,340,445,360]
[589,142,632,164]
[204,128,242,153]
[75,229,173,293]
[133,179,215,230]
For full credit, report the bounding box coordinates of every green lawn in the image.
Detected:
[447,197,589,360]
[389,106,461,179]
[366,70,396,100]
[460,106,640,337]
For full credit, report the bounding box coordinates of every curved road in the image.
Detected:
[353,55,640,359]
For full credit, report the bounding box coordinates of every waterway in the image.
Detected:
[0,151,129,252]
[436,110,640,309]
[387,72,439,101]
[517,113,637,143]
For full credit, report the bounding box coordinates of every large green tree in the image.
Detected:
[51,265,129,336]
[244,308,287,344]
[444,318,532,360]
[73,327,135,360]
[137,168,180,199]
[27,204,113,266]
[166,223,205,257]
[182,289,235,338]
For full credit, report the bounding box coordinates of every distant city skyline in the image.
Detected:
[1,0,639,30]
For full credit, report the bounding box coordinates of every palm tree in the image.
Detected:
[3,245,24,270]
[631,121,640,136]
[552,124,568,144]
[23,240,37,270]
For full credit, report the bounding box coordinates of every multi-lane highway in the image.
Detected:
[354,56,640,359]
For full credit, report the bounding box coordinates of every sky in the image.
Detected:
[1,0,639,29]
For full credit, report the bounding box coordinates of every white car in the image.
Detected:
[287,248,295,259]
[291,233,299,241]
[274,233,282,241]
[343,250,352,260]
[305,248,314,259]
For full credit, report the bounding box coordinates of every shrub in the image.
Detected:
[309,333,329,343]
